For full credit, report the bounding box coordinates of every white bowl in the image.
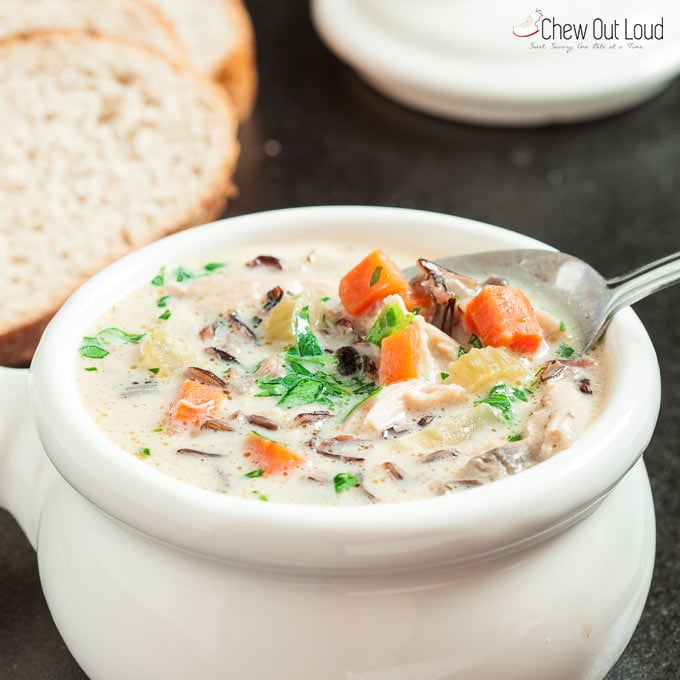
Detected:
[0,206,661,679]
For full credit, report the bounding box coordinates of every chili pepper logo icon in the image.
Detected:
[513,9,544,37]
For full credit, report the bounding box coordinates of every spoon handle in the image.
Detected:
[605,251,680,315]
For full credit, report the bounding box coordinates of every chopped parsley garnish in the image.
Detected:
[559,343,576,358]
[252,490,268,501]
[256,306,377,410]
[203,262,225,272]
[93,328,146,344]
[79,345,109,359]
[476,383,531,423]
[84,366,98,372]
[508,433,523,442]
[334,473,360,494]
[342,385,383,421]
[530,365,546,389]
[245,469,264,478]
[137,447,151,456]
[158,309,171,320]
[78,327,145,360]
[150,263,226,287]
[150,267,165,286]
[175,267,194,283]
[256,357,376,409]
[291,305,323,357]
[156,295,170,308]
[468,333,483,349]
[457,346,467,357]
[369,266,382,287]
[149,367,160,374]
[440,372,450,380]
[365,302,413,346]
[559,320,567,332]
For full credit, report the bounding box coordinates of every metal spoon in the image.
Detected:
[405,249,680,352]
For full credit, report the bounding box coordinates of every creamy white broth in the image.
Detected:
[77,242,607,505]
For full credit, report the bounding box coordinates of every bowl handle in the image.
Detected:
[0,366,58,550]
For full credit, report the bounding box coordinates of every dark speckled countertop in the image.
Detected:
[1,1,679,677]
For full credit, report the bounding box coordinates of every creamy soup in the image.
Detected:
[77,242,606,505]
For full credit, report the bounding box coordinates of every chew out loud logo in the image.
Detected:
[513,9,664,42]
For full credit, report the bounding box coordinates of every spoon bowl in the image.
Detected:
[405,249,680,352]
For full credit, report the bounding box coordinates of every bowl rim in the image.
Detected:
[30,205,661,570]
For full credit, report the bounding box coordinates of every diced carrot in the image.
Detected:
[464,285,543,354]
[339,250,411,315]
[378,323,422,385]
[400,286,433,313]
[243,431,305,475]
[171,379,225,425]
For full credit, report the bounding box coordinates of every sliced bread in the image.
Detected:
[0,0,185,61]
[148,0,257,120]
[0,31,239,366]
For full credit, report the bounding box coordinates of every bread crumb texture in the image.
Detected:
[0,0,185,58]
[148,0,257,118]
[0,32,239,364]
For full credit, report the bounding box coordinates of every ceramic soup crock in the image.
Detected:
[0,206,661,679]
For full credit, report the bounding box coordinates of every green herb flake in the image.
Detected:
[257,353,377,412]
[320,296,330,302]
[137,447,151,456]
[152,427,163,433]
[252,490,269,501]
[440,372,450,380]
[149,367,160,374]
[245,469,264,478]
[342,385,383,421]
[96,327,146,344]
[530,365,546,389]
[79,345,110,359]
[369,266,383,287]
[292,305,323,357]
[457,346,467,357]
[78,326,146,361]
[468,333,483,349]
[334,472,360,494]
[559,320,567,332]
[150,267,165,286]
[559,343,576,358]
[476,383,531,423]
[508,433,523,442]
[158,309,171,320]
[175,266,195,283]
[365,302,414,346]
[156,295,170,308]
[203,262,225,272]
[84,366,98,372]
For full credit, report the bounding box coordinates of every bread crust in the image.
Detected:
[0,31,240,366]
[132,0,187,58]
[214,0,258,121]
[0,0,188,61]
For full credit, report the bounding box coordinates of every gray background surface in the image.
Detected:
[1,1,679,677]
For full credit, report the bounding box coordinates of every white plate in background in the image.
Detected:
[312,0,680,125]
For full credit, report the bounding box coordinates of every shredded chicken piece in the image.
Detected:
[462,442,533,482]
[362,380,466,433]
[412,315,460,378]
[535,307,562,339]
[254,354,286,378]
[538,374,594,459]
[460,366,595,482]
